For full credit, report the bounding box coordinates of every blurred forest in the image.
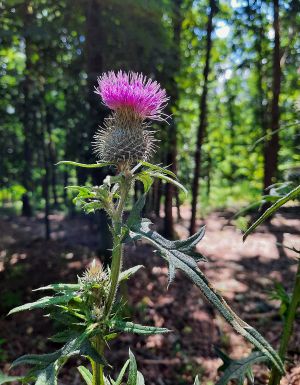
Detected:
[0,0,299,238]
[0,0,300,384]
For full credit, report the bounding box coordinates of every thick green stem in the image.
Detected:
[268,260,300,385]
[105,236,123,315]
[92,337,105,385]
[91,174,131,385]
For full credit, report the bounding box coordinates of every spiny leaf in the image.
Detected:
[8,293,75,315]
[243,184,300,240]
[109,320,171,335]
[128,218,284,374]
[119,266,144,282]
[0,372,24,384]
[148,171,188,195]
[77,366,92,385]
[33,283,80,293]
[127,349,137,385]
[215,349,269,385]
[139,161,176,178]
[56,160,113,168]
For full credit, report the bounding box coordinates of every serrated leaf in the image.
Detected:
[243,184,300,240]
[77,366,92,385]
[140,161,176,178]
[119,266,144,282]
[33,283,80,293]
[0,372,24,384]
[57,161,113,168]
[113,359,130,385]
[49,330,78,343]
[8,293,74,315]
[215,349,269,385]
[127,350,137,385]
[127,219,284,374]
[109,320,171,335]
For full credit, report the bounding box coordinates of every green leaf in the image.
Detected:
[56,161,113,168]
[135,171,153,192]
[127,349,137,385]
[194,375,201,385]
[215,349,269,385]
[127,219,284,374]
[33,283,80,293]
[126,194,146,229]
[119,266,144,282]
[136,372,145,385]
[0,372,24,384]
[109,320,171,335]
[35,363,57,385]
[243,184,300,240]
[8,293,75,315]
[139,161,176,178]
[113,359,130,385]
[77,366,93,385]
[148,171,188,195]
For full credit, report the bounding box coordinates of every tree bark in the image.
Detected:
[164,0,184,239]
[263,0,281,191]
[85,0,112,258]
[190,0,217,235]
[21,2,34,217]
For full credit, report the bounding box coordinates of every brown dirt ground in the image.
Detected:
[0,207,300,385]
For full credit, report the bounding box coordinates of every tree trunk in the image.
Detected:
[190,0,217,235]
[85,0,112,258]
[163,0,183,239]
[21,2,34,217]
[263,0,281,191]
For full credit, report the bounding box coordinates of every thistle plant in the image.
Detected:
[6,71,285,385]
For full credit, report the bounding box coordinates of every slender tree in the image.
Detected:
[20,1,34,217]
[85,0,112,257]
[163,0,184,239]
[263,0,281,191]
[190,0,217,235]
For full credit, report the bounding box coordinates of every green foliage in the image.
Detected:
[0,372,24,384]
[109,320,171,335]
[126,201,284,373]
[269,282,291,320]
[77,366,93,385]
[215,348,269,385]
[243,183,300,240]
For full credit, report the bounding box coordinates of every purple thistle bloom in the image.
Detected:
[95,71,168,121]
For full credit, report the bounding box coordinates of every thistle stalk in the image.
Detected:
[92,336,105,385]
[92,174,131,385]
[268,259,300,385]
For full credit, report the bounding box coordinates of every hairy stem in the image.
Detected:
[105,175,131,316]
[91,173,132,385]
[92,337,105,385]
[268,260,300,385]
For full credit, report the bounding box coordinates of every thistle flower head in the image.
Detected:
[95,71,168,121]
[79,259,110,288]
[93,71,169,166]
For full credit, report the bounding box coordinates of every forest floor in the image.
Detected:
[0,207,300,385]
